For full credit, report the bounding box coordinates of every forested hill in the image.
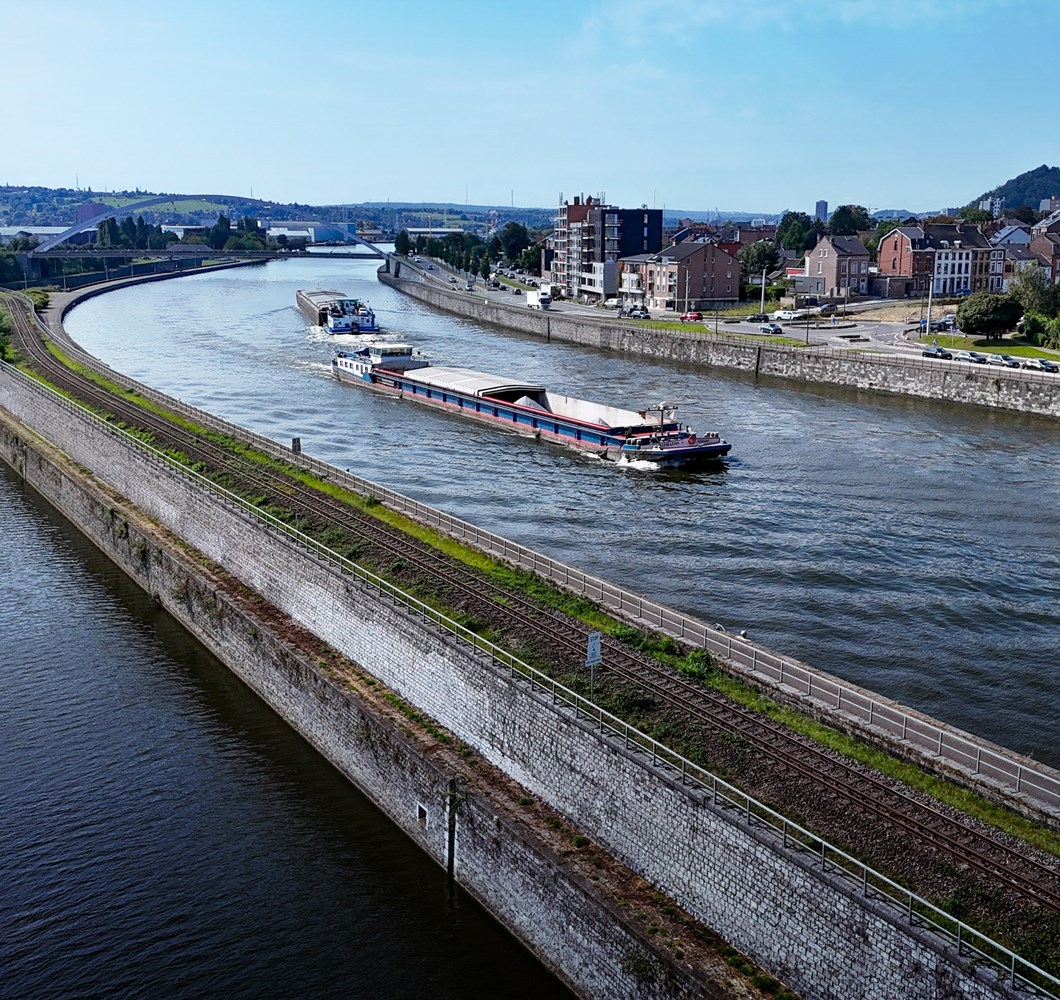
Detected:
[977,164,1060,210]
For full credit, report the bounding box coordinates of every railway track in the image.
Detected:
[5,291,1059,923]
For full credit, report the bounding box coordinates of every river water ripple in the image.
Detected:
[63,257,1060,768]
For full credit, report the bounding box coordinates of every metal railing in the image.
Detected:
[15,291,1060,817]
[1,355,1057,998]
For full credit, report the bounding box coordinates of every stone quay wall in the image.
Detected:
[0,384,720,1000]
[0,362,1038,1000]
[378,264,1060,418]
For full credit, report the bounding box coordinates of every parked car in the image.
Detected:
[818,303,837,316]
[628,308,652,320]
[773,310,797,321]
[922,346,953,360]
[985,354,1020,368]
[1022,357,1060,373]
[680,311,703,322]
[954,351,987,364]
[760,322,783,335]
[745,313,768,323]
[511,287,522,294]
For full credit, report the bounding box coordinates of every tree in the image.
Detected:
[394,230,411,256]
[776,211,823,251]
[499,221,530,261]
[738,240,780,282]
[955,206,991,223]
[488,234,502,260]
[479,256,491,282]
[1009,205,1038,225]
[208,213,232,250]
[1007,265,1059,317]
[516,245,540,274]
[956,292,1023,340]
[828,204,872,236]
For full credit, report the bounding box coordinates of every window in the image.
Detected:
[817,262,823,274]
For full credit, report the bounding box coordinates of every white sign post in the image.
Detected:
[586,631,602,701]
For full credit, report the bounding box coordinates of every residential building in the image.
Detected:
[1000,245,1050,292]
[1029,233,1060,283]
[1031,209,1060,237]
[618,240,739,312]
[989,224,1031,246]
[1038,195,1060,214]
[549,194,662,301]
[815,200,828,223]
[875,223,1000,296]
[804,235,870,297]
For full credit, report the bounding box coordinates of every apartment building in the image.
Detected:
[549,194,662,300]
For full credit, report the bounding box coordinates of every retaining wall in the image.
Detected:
[378,266,1060,418]
[0,363,1036,1000]
[0,397,723,1000]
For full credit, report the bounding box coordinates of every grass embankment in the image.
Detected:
[916,333,1060,358]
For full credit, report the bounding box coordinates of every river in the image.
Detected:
[0,464,573,999]
[62,257,1060,768]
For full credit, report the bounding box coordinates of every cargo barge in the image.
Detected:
[296,289,379,333]
[332,343,731,467]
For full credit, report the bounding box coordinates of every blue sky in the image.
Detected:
[5,0,1056,214]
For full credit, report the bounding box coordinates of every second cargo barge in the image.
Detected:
[296,289,379,333]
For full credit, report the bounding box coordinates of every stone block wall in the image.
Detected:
[379,268,1060,418]
[0,403,718,1000]
[0,369,1028,1000]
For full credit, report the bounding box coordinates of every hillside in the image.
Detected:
[976,164,1060,210]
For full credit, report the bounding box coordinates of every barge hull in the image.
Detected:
[332,366,730,466]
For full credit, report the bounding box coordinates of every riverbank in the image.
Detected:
[0,376,753,1000]
[378,262,1060,418]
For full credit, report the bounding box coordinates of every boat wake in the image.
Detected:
[306,326,386,346]
[614,456,663,471]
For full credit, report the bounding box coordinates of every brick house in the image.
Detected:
[875,224,999,296]
[618,240,740,312]
[804,235,870,297]
[1031,208,1060,237]
[1029,233,1060,283]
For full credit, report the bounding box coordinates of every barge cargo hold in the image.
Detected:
[332,343,731,467]
[296,289,379,333]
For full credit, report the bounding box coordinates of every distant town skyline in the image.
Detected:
[5,0,1058,214]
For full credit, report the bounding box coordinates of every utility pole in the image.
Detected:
[925,256,935,337]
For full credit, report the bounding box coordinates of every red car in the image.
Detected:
[679,311,703,322]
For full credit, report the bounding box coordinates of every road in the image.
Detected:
[400,257,1059,374]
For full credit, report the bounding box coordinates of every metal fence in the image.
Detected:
[18,292,1059,817]
[1,356,1057,998]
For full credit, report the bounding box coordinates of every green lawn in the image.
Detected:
[919,334,1060,358]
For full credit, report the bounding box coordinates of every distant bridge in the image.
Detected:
[31,194,385,258]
